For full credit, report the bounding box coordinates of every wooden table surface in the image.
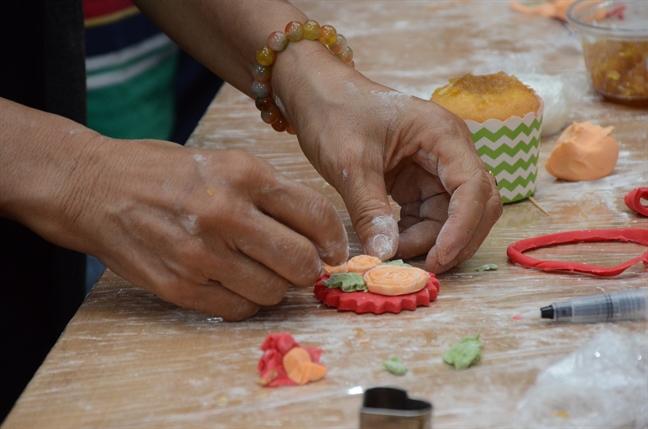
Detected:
[3,1,647,428]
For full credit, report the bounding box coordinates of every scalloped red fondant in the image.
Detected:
[313,274,439,314]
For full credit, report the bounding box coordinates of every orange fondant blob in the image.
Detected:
[363,265,430,296]
[282,347,327,385]
[346,255,382,274]
[545,121,618,181]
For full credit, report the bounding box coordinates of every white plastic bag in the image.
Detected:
[516,329,648,428]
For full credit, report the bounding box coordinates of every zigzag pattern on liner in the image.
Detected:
[479,145,539,166]
[465,111,541,131]
[499,182,536,201]
[498,171,538,190]
[475,137,540,156]
[469,119,542,142]
[466,112,542,133]
[480,152,539,172]
[474,128,541,152]
[493,164,538,183]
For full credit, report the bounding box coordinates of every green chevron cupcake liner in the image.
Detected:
[466,103,543,204]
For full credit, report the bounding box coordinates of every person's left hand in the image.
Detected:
[275,55,502,273]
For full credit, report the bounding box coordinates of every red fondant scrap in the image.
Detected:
[257,332,323,387]
[624,188,648,217]
[507,228,648,276]
[314,274,439,314]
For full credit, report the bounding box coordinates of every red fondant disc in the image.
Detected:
[507,228,648,276]
[313,273,439,314]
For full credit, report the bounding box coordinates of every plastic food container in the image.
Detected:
[567,0,648,103]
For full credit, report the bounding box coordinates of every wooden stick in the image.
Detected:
[529,196,550,216]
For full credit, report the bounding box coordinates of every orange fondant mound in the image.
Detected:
[545,121,618,181]
[431,72,541,122]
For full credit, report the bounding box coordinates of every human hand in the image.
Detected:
[1,98,348,320]
[274,52,502,273]
[90,142,348,320]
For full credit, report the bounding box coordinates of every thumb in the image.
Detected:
[337,169,399,261]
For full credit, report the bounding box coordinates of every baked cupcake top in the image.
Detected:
[430,72,541,123]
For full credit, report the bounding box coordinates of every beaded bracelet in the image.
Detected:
[252,20,354,134]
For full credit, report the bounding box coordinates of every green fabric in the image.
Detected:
[86,54,178,140]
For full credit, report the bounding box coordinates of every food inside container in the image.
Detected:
[567,0,648,103]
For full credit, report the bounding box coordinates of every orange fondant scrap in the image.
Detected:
[509,0,610,22]
[509,0,575,22]
[258,332,326,387]
[282,347,327,385]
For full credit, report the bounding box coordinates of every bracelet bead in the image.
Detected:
[256,46,276,67]
[252,20,354,133]
[318,25,337,46]
[255,96,274,112]
[252,63,272,82]
[302,20,320,40]
[285,21,304,42]
[328,34,347,55]
[261,105,281,124]
[267,31,288,52]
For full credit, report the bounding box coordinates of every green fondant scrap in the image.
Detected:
[383,357,408,376]
[443,334,482,371]
[475,264,498,272]
[381,259,412,267]
[322,273,368,292]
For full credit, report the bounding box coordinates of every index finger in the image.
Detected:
[413,120,501,267]
[254,172,349,267]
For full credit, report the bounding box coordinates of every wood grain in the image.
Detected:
[3,1,646,428]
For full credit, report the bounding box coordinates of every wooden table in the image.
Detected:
[3,1,647,428]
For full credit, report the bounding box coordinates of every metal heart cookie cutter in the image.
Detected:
[360,386,433,428]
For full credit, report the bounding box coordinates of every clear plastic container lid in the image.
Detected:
[567,0,648,39]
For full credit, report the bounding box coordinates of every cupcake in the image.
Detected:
[431,72,544,203]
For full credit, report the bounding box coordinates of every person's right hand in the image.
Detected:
[271,44,502,273]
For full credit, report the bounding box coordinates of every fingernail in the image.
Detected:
[363,215,398,260]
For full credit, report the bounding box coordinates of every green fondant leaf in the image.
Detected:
[322,273,368,292]
[443,334,482,371]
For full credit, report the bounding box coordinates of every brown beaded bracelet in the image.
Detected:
[252,20,354,133]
